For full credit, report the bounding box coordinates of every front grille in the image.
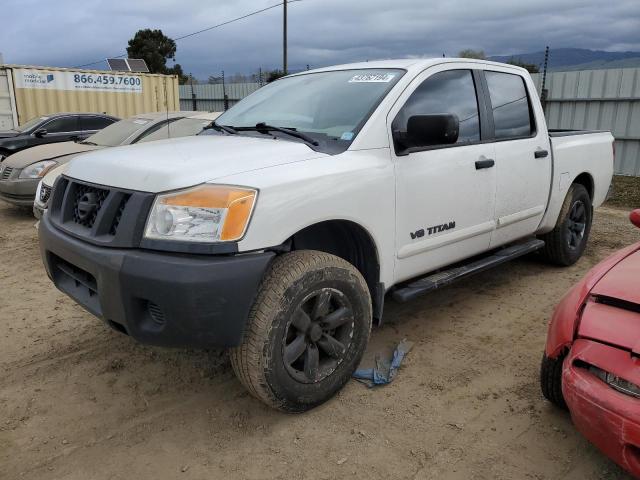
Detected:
[1,166,13,180]
[72,183,110,229]
[39,184,52,204]
[47,176,154,248]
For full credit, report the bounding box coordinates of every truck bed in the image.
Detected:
[548,129,609,138]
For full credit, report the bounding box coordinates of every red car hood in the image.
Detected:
[579,250,640,355]
[591,250,640,305]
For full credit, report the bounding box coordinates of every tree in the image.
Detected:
[506,57,540,73]
[266,69,286,83]
[127,29,187,82]
[458,49,486,60]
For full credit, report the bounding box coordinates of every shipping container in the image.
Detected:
[0,64,180,130]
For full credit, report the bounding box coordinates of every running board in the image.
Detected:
[391,239,545,303]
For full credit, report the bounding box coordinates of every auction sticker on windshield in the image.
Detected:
[348,73,396,83]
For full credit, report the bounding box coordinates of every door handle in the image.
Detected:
[534,149,549,158]
[475,159,495,170]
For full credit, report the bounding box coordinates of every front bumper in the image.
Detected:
[39,214,274,348]
[0,178,39,206]
[563,339,640,477]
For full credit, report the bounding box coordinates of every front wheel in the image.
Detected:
[230,250,372,412]
[540,354,567,409]
[539,183,592,266]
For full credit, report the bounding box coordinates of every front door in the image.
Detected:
[391,67,497,284]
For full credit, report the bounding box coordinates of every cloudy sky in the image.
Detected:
[1,0,639,78]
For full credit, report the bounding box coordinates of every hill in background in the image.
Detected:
[489,47,640,71]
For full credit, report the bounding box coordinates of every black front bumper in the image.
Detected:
[39,214,274,348]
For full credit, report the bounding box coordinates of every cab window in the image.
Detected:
[393,69,481,147]
[484,71,535,139]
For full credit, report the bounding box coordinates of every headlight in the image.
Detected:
[144,184,257,243]
[19,160,57,179]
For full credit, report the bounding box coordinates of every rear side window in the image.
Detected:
[484,71,534,139]
[81,116,115,131]
[42,116,78,133]
[393,69,480,146]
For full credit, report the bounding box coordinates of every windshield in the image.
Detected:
[215,69,404,152]
[84,118,153,147]
[137,117,212,144]
[15,116,49,132]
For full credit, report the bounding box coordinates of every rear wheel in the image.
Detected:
[230,250,372,412]
[540,354,567,409]
[539,183,592,266]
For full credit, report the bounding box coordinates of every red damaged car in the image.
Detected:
[542,209,640,477]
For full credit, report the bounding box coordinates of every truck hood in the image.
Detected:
[65,135,327,192]
[3,141,102,169]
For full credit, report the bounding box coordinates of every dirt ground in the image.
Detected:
[1,201,638,480]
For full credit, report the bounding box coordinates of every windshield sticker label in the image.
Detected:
[348,73,396,83]
[341,132,354,141]
[133,119,149,125]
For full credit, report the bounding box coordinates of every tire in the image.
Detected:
[540,354,567,410]
[539,183,592,266]
[230,250,372,412]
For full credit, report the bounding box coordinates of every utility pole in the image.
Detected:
[283,0,288,75]
[190,73,197,111]
[222,70,229,111]
[540,46,550,113]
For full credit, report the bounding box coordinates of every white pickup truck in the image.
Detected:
[39,59,614,412]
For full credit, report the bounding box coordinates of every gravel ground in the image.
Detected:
[0,201,638,480]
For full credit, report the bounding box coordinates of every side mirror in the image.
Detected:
[405,114,459,150]
[630,209,640,229]
[34,129,48,138]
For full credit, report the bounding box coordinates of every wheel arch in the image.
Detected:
[283,219,385,324]
[573,172,594,201]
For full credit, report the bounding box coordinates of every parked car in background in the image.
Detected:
[0,112,118,161]
[541,209,640,478]
[39,59,613,412]
[31,112,221,218]
[0,111,211,208]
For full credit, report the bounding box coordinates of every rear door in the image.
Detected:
[390,66,497,283]
[481,68,552,247]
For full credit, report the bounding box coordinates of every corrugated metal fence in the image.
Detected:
[179,83,261,112]
[532,68,640,176]
[179,69,640,176]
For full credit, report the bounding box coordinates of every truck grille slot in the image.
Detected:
[51,254,101,316]
[1,166,13,180]
[147,302,166,326]
[110,194,131,236]
[39,184,52,204]
[56,259,98,296]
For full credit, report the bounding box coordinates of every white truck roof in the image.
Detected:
[294,58,529,76]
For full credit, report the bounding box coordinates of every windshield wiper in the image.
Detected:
[79,140,97,145]
[237,123,319,146]
[204,122,238,135]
